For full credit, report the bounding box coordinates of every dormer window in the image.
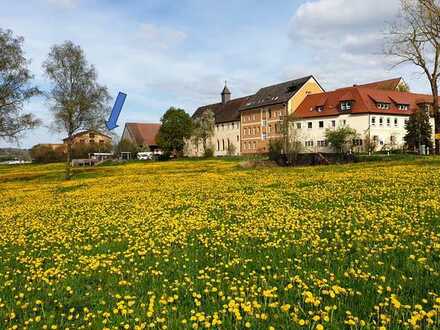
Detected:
[398,104,409,111]
[377,102,390,110]
[316,106,324,112]
[340,101,352,111]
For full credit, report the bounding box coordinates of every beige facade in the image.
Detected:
[64,131,112,146]
[288,78,324,114]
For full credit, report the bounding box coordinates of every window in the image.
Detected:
[305,140,314,147]
[232,123,235,129]
[379,117,383,126]
[340,101,352,111]
[99,140,105,144]
[268,125,272,133]
[386,118,391,126]
[237,135,239,142]
[398,104,409,111]
[222,139,225,150]
[352,139,363,146]
[394,118,398,126]
[340,119,346,126]
[377,103,390,110]
[268,109,272,118]
[331,120,336,128]
[80,139,85,144]
[319,121,324,128]
[89,133,95,138]
[217,140,220,151]
[253,141,257,149]
[296,123,302,129]
[308,122,312,129]
[371,117,376,125]
[317,140,328,147]
[262,132,267,140]
[90,139,95,144]
[227,139,230,149]
[262,120,267,127]
[316,106,324,112]
[404,119,409,125]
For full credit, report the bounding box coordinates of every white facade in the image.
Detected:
[213,121,241,156]
[293,113,422,153]
[186,121,241,157]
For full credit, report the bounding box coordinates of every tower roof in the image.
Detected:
[221,82,231,95]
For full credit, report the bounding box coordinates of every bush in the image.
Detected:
[72,142,112,159]
[268,139,283,162]
[203,147,214,158]
[30,145,66,163]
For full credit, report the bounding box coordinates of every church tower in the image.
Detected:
[221,81,231,104]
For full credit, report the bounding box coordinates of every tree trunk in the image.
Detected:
[65,138,72,180]
[432,81,439,154]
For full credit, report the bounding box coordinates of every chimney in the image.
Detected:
[221,81,231,104]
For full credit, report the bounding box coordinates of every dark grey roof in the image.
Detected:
[222,85,231,95]
[193,95,252,124]
[239,75,314,111]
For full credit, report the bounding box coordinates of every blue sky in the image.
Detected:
[0,0,431,148]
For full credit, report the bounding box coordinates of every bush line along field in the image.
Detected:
[0,159,439,330]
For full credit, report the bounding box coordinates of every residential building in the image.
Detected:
[239,76,324,154]
[63,130,112,146]
[121,123,161,152]
[293,79,437,153]
[188,84,251,156]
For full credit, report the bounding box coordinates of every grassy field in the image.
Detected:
[0,159,439,329]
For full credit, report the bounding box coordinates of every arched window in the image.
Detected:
[217,140,220,151]
[222,139,225,150]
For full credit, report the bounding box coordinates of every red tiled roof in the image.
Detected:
[356,78,403,90]
[124,123,161,146]
[295,85,439,119]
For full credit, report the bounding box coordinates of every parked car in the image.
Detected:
[137,152,154,160]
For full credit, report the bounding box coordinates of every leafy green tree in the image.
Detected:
[115,139,140,159]
[0,28,41,140]
[404,109,433,152]
[43,41,111,179]
[192,110,215,155]
[157,107,192,157]
[325,126,358,153]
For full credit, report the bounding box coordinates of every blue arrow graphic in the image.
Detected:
[106,92,127,130]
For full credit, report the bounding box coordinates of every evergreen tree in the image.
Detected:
[404,109,433,151]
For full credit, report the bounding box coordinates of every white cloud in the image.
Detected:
[288,0,404,89]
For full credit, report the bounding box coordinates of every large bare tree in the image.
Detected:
[386,0,440,151]
[0,28,40,141]
[43,41,110,179]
